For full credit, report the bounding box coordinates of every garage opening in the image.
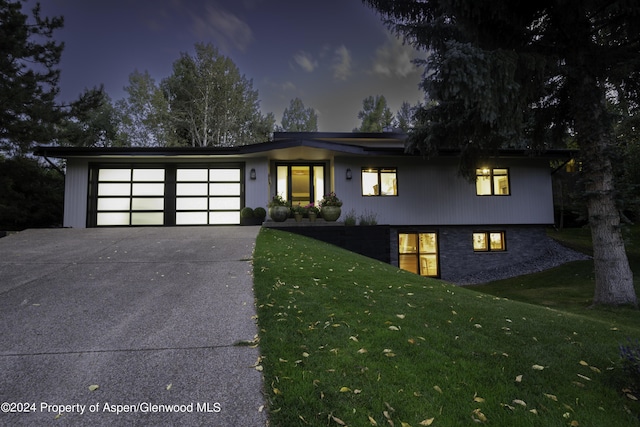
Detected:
[88,164,244,227]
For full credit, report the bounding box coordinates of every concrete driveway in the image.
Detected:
[0,227,267,426]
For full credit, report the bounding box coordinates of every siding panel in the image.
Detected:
[63,159,89,228]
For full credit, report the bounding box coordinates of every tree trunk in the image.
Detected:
[573,80,637,307]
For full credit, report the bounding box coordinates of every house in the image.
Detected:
[35,132,574,283]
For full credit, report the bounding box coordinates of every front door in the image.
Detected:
[276,164,325,208]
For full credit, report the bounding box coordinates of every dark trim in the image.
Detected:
[472,230,507,252]
[396,229,441,278]
[361,166,399,197]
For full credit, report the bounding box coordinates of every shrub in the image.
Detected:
[240,207,254,218]
[358,210,378,226]
[619,338,640,392]
[254,207,267,220]
[344,209,357,226]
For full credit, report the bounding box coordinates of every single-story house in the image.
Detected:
[35,132,574,283]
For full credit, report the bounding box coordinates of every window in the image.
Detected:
[362,167,397,196]
[476,168,509,195]
[398,232,438,277]
[473,231,506,252]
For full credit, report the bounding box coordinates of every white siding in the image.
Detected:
[63,159,89,228]
[334,156,554,226]
[245,158,269,209]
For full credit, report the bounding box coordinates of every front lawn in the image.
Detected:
[253,228,640,426]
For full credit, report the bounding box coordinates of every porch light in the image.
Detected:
[250,168,256,180]
[346,168,352,180]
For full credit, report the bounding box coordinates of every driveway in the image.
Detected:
[0,227,267,426]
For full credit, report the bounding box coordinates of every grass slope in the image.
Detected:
[253,228,640,426]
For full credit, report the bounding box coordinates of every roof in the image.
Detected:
[34,132,576,160]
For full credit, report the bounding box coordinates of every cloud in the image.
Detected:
[372,34,421,78]
[293,51,318,72]
[190,4,253,52]
[332,45,352,80]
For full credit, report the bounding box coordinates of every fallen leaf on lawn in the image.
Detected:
[501,403,515,411]
[350,336,359,342]
[302,352,310,358]
[577,374,592,381]
[389,325,400,331]
[544,393,558,401]
[474,324,482,329]
[473,394,485,403]
[385,402,396,412]
[279,358,288,363]
[273,388,282,395]
[579,360,589,366]
[354,389,362,394]
[419,418,434,426]
[330,414,346,425]
[529,409,538,415]
[383,410,392,420]
[626,393,638,401]
[340,386,352,393]
[513,399,527,407]
[368,415,378,425]
[589,366,601,374]
[532,364,545,371]
[572,381,585,388]
[255,365,263,371]
[471,408,487,423]
[89,385,99,391]
[433,385,443,394]
[515,375,523,383]
[357,348,368,354]
[408,338,415,344]
[570,421,579,427]
[396,314,406,319]
[400,422,411,427]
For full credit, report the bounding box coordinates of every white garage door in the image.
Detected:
[93,166,242,226]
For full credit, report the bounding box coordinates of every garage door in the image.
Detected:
[91,165,243,226]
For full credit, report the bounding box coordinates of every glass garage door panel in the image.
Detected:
[176,167,242,225]
[95,168,165,226]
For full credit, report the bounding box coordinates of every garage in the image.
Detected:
[88,164,244,226]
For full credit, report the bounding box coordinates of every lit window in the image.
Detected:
[362,167,397,196]
[473,231,506,252]
[399,232,438,277]
[476,168,509,195]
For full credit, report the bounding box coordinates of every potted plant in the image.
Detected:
[319,192,343,222]
[305,203,320,222]
[268,194,290,222]
[292,204,306,222]
[254,207,267,224]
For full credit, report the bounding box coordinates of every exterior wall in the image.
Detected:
[334,156,555,226]
[63,158,89,228]
[391,225,551,283]
[245,158,269,210]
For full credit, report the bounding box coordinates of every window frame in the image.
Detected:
[361,166,398,197]
[472,231,507,252]
[398,231,439,277]
[475,167,510,196]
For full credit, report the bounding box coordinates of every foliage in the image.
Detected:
[280,98,318,132]
[161,43,274,147]
[358,210,378,226]
[254,207,267,220]
[619,339,640,394]
[0,0,64,156]
[292,204,307,215]
[115,70,171,147]
[344,208,357,226]
[58,86,122,147]
[0,157,63,230]
[268,194,290,208]
[240,207,254,218]
[254,229,640,426]
[319,192,343,207]
[363,0,639,306]
[393,101,415,133]
[354,95,394,132]
[305,203,320,216]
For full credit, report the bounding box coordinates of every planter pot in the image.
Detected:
[269,206,290,222]
[321,206,341,222]
[294,213,303,222]
[308,212,317,222]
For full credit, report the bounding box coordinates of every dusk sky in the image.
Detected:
[31,0,428,132]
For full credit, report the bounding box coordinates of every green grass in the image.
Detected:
[471,225,640,326]
[254,228,640,426]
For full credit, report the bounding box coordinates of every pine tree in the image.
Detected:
[363,0,639,306]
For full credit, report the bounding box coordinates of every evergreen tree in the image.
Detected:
[354,95,394,132]
[394,101,415,132]
[363,0,639,306]
[0,0,64,156]
[281,98,318,132]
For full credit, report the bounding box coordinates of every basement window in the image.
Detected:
[473,231,506,252]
